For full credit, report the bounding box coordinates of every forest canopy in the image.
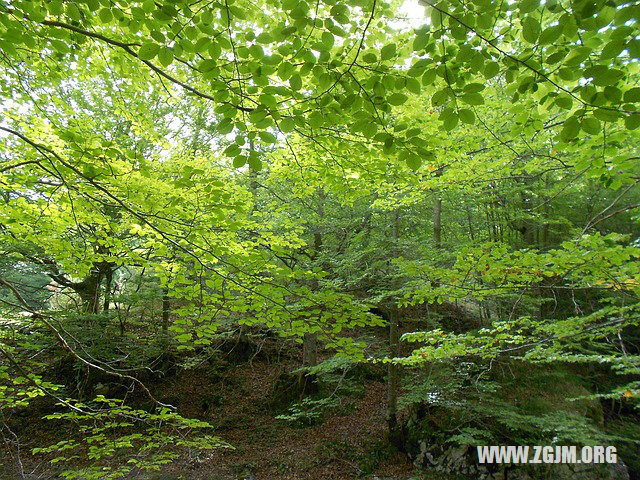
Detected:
[0,0,639,478]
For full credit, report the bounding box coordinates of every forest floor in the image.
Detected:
[3,337,430,480]
[156,358,421,480]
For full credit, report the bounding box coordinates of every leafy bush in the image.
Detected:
[33,397,228,480]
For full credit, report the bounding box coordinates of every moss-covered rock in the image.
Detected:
[402,361,628,480]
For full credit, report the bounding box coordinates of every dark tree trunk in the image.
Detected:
[302,332,317,367]
[76,269,101,314]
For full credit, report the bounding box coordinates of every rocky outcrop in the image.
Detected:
[409,443,630,480]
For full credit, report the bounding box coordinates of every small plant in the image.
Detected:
[275,357,363,427]
[32,396,229,479]
[275,395,339,427]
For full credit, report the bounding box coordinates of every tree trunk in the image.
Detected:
[300,189,325,394]
[303,189,325,369]
[542,175,550,250]
[162,286,170,338]
[466,205,475,241]
[434,196,441,249]
[302,332,317,367]
[387,304,400,432]
[76,269,101,314]
[433,168,443,249]
[102,268,113,313]
[387,208,401,439]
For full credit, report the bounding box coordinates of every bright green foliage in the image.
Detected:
[0,0,639,476]
[33,397,227,479]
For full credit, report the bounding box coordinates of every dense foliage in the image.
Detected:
[0,0,638,477]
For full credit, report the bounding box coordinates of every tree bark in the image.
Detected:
[76,269,101,314]
[433,168,443,249]
[302,332,317,367]
[387,305,400,433]
[434,196,441,249]
[302,189,325,369]
[387,208,400,436]
[162,286,170,338]
[102,268,113,313]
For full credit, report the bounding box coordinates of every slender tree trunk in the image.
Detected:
[434,196,441,249]
[387,305,400,432]
[102,268,112,313]
[248,139,259,201]
[300,190,325,395]
[387,208,400,437]
[466,205,475,241]
[542,175,550,250]
[520,175,535,245]
[433,168,443,249]
[162,286,170,338]
[302,189,325,370]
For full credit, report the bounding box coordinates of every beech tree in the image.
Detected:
[0,0,639,477]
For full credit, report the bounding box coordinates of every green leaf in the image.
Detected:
[158,47,174,67]
[539,25,563,45]
[0,39,17,56]
[308,112,324,128]
[279,117,295,133]
[593,108,620,122]
[461,92,484,105]
[413,31,430,51]
[363,52,377,63]
[404,153,421,171]
[459,108,476,124]
[289,73,302,91]
[208,42,222,60]
[623,88,640,103]
[624,113,640,130]
[439,108,459,131]
[442,113,459,131]
[199,59,218,73]
[380,43,397,61]
[142,0,155,12]
[223,144,241,157]
[580,117,601,135]
[522,16,540,44]
[259,131,277,143]
[321,31,334,49]
[48,0,64,15]
[406,78,421,95]
[330,4,348,19]
[388,93,408,105]
[464,83,485,93]
[559,116,580,140]
[217,118,234,134]
[138,43,160,61]
[66,3,81,21]
[259,94,277,108]
[554,95,573,110]
[590,67,624,86]
[484,61,500,79]
[98,8,112,23]
[249,44,264,58]
[256,32,272,43]
[248,156,263,170]
[519,0,540,14]
[232,155,247,168]
[600,39,625,60]
[422,69,437,86]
